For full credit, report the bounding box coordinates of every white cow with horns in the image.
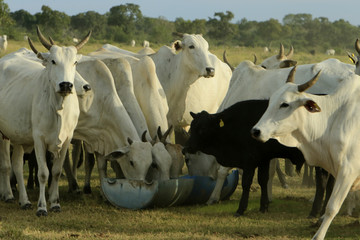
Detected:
[252,66,360,240]
[0,27,91,216]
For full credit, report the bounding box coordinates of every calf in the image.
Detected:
[183,100,304,216]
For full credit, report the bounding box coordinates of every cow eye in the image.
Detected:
[130,161,134,167]
[261,65,267,69]
[280,102,289,108]
[51,60,56,65]
[189,45,195,49]
[74,61,78,65]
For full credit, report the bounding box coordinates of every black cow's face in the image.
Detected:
[184,111,218,154]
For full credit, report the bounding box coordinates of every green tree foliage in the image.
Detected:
[35,5,71,40]
[5,4,360,53]
[71,11,107,40]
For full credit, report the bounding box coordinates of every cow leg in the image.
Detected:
[308,167,327,218]
[285,158,295,177]
[33,140,49,216]
[276,159,288,188]
[312,168,356,240]
[63,150,80,193]
[207,166,230,205]
[48,141,70,213]
[71,140,83,179]
[320,174,335,216]
[235,167,255,216]
[84,151,95,194]
[258,160,270,213]
[12,145,31,209]
[26,151,37,190]
[267,159,276,203]
[0,139,14,202]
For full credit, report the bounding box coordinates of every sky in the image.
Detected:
[5,0,360,26]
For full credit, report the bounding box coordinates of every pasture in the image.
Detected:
[0,40,359,240]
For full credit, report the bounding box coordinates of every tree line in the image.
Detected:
[1,1,360,54]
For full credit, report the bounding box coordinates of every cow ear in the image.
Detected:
[190,111,197,119]
[348,52,358,64]
[303,100,321,113]
[279,60,297,68]
[174,40,182,51]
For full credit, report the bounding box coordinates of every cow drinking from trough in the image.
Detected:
[183,99,304,216]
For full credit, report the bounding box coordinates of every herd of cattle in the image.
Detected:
[1,26,360,239]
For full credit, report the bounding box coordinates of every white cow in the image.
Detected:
[88,49,169,140]
[0,35,7,53]
[326,49,335,55]
[149,34,219,132]
[143,40,150,47]
[260,43,295,69]
[0,27,90,216]
[130,39,135,47]
[252,67,360,240]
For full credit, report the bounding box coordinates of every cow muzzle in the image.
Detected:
[204,67,215,78]
[58,82,73,96]
[83,84,91,92]
[250,128,262,141]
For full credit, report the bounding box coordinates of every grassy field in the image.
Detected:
[0,41,359,240]
[2,39,354,67]
[1,162,359,240]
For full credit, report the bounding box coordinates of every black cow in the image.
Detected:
[183,100,305,216]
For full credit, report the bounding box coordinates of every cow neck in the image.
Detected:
[290,79,360,176]
[167,52,201,126]
[75,93,139,156]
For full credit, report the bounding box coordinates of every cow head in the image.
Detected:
[28,26,91,97]
[183,110,219,155]
[261,43,297,69]
[251,66,321,144]
[174,33,215,78]
[109,138,153,181]
[348,38,360,75]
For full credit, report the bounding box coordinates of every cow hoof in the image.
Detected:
[206,199,218,205]
[50,206,61,212]
[4,197,15,203]
[36,209,48,217]
[233,212,243,217]
[20,203,32,210]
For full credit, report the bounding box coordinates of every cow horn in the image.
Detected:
[286,66,297,83]
[161,125,173,143]
[36,26,52,50]
[298,70,321,92]
[223,50,234,71]
[75,30,92,50]
[253,54,257,65]
[355,39,360,55]
[28,37,45,60]
[286,45,294,58]
[277,43,284,59]
[49,36,55,45]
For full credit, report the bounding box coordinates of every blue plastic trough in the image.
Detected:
[180,169,239,205]
[101,178,194,209]
[101,178,158,210]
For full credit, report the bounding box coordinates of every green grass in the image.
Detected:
[1,162,360,240]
